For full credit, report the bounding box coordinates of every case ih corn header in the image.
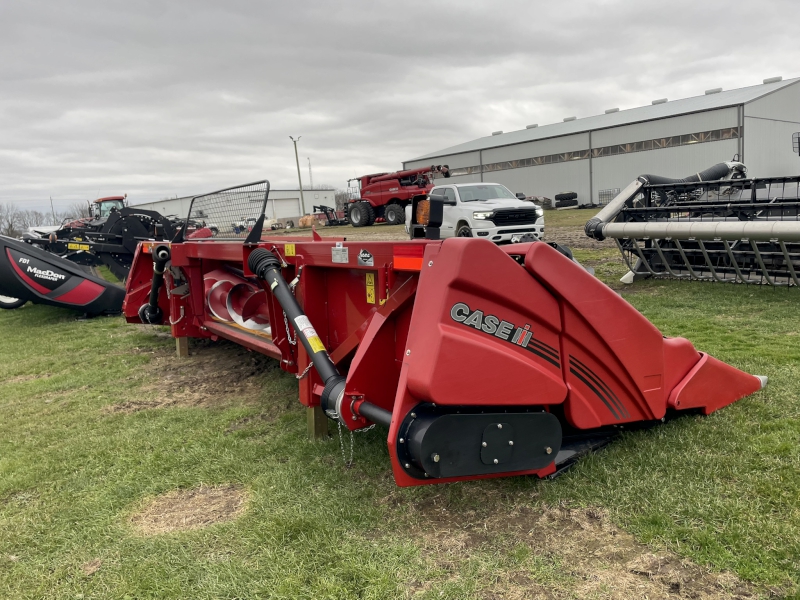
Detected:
[124,180,766,486]
[585,162,800,286]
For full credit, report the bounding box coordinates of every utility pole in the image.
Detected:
[289,136,306,216]
[49,196,56,225]
[307,157,314,189]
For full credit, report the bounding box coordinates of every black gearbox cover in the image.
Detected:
[398,405,562,479]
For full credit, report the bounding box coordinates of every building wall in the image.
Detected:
[131,189,335,220]
[591,108,738,146]
[404,151,480,172]
[131,197,193,218]
[744,82,800,177]
[272,189,337,213]
[592,139,740,200]
[481,133,590,162]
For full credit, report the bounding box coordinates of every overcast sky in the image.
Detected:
[2,0,798,211]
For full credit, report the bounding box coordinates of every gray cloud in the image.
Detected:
[1,0,798,211]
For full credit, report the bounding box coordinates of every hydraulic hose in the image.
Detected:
[138,244,170,324]
[639,162,734,186]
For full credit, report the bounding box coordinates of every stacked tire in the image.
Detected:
[554,192,578,208]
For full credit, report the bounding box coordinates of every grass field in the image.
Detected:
[1,224,799,599]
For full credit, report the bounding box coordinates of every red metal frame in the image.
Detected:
[123,234,764,487]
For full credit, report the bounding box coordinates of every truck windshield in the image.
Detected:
[456,185,516,202]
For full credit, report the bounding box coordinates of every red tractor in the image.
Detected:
[347,165,450,227]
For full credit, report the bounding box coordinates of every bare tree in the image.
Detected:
[16,209,49,230]
[0,203,21,237]
[66,200,91,219]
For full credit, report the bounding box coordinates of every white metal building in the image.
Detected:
[404,77,800,205]
[131,188,336,221]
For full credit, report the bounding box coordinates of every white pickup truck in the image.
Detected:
[406,182,544,242]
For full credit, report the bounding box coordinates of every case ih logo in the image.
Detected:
[26,265,66,282]
[450,302,532,346]
[450,302,560,368]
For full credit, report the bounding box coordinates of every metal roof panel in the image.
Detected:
[408,77,800,161]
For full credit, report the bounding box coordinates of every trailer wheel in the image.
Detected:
[384,203,405,226]
[0,295,26,310]
[456,224,472,237]
[349,202,375,227]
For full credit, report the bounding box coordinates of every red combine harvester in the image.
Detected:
[347,165,450,227]
[124,180,766,487]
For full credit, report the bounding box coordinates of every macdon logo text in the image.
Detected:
[26,265,66,282]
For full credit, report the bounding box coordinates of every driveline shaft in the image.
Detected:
[138,244,171,324]
[248,248,345,416]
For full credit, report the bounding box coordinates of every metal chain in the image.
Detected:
[337,421,353,468]
[295,361,314,380]
[283,310,296,345]
[336,421,376,468]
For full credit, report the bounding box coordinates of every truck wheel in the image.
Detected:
[384,203,405,226]
[456,224,472,237]
[349,202,375,227]
[0,295,26,310]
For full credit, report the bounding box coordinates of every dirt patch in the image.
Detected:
[394,493,766,599]
[81,558,102,576]
[130,484,248,535]
[545,226,614,251]
[105,338,278,414]
[3,372,53,384]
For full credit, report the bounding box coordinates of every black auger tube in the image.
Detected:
[138,244,170,324]
[248,248,346,415]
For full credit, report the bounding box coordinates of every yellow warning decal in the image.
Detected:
[294,315,327,354]
[366,272,375,304]
[67,243,90,251]
[285,243,296,257]
[307,335,326,354]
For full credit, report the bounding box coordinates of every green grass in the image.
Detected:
[547,282,800,589]
[542,207,598,227]
[1,257,799,598]
[96,265,121,284]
